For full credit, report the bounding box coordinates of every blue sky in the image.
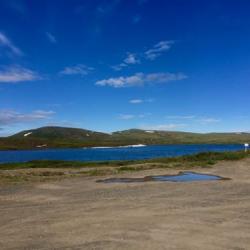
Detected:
[0,0,250,135]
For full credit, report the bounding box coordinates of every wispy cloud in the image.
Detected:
[2,0,27,15]
[166,115,196,120]
[46,103,61,108]
[93,0,121,36]
[96,72,187,88]
[138,113,152,118]
[129,99,143,104]
[145,72,186,82]
[111,65,124,71]
[141,123,186,131]
[132,15,141,24]
[0,32,23,56]
[137,0,149,5]
[118,113,151,120]
[112,53,140,71]
[165,115,221,125]
[59,64,94,76]
[0,65,41,83]
[112,40,174,71]
[96,0,121,17]
[118,114,135,120]
[46,120,79,127]
[129,98,154,104]
[145,40,174,60]
[0,110,55,125]
[199,118,221,124]
[46,32,57,44]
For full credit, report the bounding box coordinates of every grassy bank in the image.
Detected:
[0,150,249,184]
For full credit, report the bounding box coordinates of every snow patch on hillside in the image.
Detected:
[36,144,47,148]
[24,132,32,137]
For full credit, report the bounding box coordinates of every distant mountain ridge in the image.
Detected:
[11,126,110,141]
[0,126,249,150]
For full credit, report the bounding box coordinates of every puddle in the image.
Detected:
[97,171,229,183]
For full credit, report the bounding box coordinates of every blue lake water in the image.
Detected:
[0,144,244,163]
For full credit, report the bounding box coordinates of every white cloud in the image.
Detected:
[145,40,174,60]
[46,32,57,43]
[141,123,186,131]
[0,110,55,125]
[59,64,94,76]
[96,73,143,87]
[124,53,140,65]
[112,40,174,71]
[0,32,23,56]
[112,53,140,71]
[96,72,187,88]
[0,65,41,83]
[129,99,143,104]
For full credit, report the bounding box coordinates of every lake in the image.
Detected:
[0,144,244,163]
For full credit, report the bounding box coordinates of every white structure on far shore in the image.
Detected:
[244,143,249,152]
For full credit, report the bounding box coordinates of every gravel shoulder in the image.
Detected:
[1,158,250,249]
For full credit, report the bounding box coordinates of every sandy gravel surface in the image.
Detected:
[1,158,250,250]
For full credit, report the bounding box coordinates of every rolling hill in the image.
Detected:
[0,126,249,150]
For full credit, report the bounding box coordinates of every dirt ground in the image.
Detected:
[1,158,250,250]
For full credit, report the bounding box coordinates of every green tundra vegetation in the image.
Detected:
[0,126,250,150]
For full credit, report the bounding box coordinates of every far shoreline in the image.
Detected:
[0,142,246,151]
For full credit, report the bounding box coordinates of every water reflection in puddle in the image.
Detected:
[97,171,229,183]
